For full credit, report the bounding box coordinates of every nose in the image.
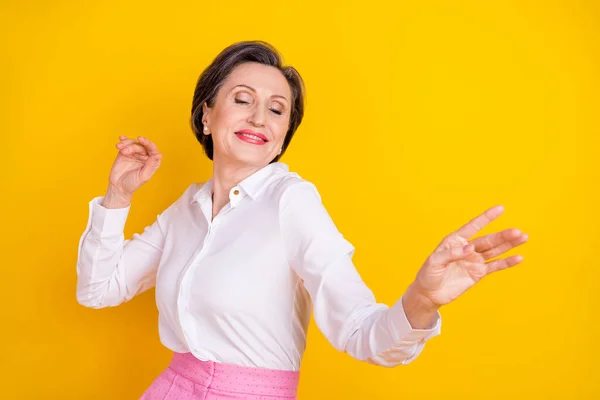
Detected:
[248,104,266,127]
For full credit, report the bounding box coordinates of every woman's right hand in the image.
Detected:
[103,136,163,207]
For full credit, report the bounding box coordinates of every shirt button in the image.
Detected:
[233,189,239,195]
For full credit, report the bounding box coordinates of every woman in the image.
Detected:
[76,41,528,400]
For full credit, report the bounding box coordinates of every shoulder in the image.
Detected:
[266,167,322,206]
[261,168,331,225]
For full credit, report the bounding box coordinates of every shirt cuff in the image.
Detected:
[89,196,131,238]
[387,294,442,344]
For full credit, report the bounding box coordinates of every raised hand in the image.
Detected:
[411,205,528,307]
[102,136,162,208]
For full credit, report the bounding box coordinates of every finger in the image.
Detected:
[471,228,522,253]
[429,243,475,266]
[480,234,528,260]
[455,205,505,239]
[120,142,148,156]
[138,136,160,156]
[486,255,524,274]
[116,138,138,149]
[140,152,163,180]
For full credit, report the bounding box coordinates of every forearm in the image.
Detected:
[340,291,442,367]
[76,196,131,308]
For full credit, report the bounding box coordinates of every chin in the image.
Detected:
[216,142,274,168]
[230,152,272,168]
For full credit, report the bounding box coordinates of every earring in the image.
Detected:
[278,148,282,155]
[203,125,209,133]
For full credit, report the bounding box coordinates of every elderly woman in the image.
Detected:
[76,41,528,400]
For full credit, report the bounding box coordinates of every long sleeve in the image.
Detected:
[279,182,441,367]
[75,196,168,308]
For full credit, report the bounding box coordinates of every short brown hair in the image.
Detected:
[190,41,305,162]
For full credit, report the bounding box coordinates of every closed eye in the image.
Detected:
[235,98,282,115]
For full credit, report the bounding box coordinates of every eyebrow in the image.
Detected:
[233,84,289,103]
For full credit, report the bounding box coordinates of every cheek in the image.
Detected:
[214,106,244,130]
[271,120,289,141]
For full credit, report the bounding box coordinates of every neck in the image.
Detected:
[211,158,262,219]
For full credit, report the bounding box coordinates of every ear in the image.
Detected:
[201,102,211,135]
[202,102,210,120]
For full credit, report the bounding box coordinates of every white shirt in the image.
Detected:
[76,162,441,371]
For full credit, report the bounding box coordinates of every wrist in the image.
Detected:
[102,187,132,209]
[402,283,440,330]
[405,282,441,312]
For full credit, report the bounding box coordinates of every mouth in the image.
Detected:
[235,130,269,145]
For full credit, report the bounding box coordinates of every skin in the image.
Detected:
[201,62,291,219]
[101,62,528,330]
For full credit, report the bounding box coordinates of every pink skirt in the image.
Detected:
[139,352,300,400]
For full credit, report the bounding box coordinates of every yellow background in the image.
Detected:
[2,0,599,398]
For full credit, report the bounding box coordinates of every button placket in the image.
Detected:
[176,220,218,350]
[175,202,236,352]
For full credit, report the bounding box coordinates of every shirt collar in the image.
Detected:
[191,179,214,205]
[191,162,288,205]
[238,162,288,200]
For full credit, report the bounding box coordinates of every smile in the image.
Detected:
[235,130,269,145]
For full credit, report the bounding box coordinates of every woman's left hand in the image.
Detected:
[411,205,528,308]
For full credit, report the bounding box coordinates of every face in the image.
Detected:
[202,62,292,169]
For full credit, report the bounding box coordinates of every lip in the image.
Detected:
[235,129,268,142]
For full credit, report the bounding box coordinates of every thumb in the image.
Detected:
[429,243,474,267]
